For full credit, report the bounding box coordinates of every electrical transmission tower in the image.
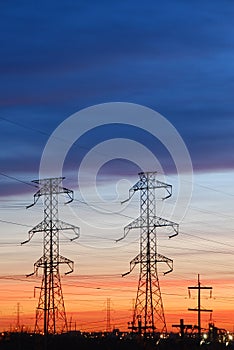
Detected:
[15,302,22,332]
[188,274,213,338]
[22,177,79,334]
[106,298,111,333]
[117,172,178,333]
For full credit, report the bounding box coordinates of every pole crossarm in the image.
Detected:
[188,287,212,290]
[188,308,213,312]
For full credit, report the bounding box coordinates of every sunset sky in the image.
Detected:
[0,0,234,333]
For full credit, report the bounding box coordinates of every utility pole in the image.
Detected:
[117,172,178,333]
[22,177,79,334]
[188,274,212,339]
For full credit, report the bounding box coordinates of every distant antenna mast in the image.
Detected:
[188,274,213,338]
[106,298,111,332]
[117,172,178,333]
[22,177,79,334]
[14,302,22,332]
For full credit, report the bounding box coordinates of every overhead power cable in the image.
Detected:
[0,172,38,188]
[0,218,31,227]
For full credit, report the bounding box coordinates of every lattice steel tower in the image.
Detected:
[117,172,178,333]
[106,298,111,332]
[22,177,79,334]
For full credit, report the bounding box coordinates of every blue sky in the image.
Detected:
[1,0,234,195]
[1,0,234,331]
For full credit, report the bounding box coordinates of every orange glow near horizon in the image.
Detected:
[0,274,234,333]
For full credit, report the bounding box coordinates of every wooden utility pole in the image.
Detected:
[188,274,212,339]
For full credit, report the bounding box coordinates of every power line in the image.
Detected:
[180,231,234,249]
[0,172,38,188]
[0,215,233,254]
[0,116,51,138]
[158,244,234,256]
[0,219,31,228]
[164,171,234,198]
[72,198,135,221]
[193,182,234,198]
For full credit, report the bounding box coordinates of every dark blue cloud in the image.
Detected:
[0,0,234,195]
[63,123,177,176]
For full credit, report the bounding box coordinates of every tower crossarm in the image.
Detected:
[121,180,146,204]
[21,219,79,245]
[26,177,75,209]
[155,253,173,275]
[154,180,172,200]
[153,216,179,238]
[121,173,172,205]
[122,253,141,277]
[26,255,45,277]
[122,252,173,277]
[116,215,178,242]
[140,252,173,275]
[21,221,45,245]
[26,253,74,277]
[61,187,74,204]
[58,254,74,275]
[116,216,142,242]
[57,220,80,240]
